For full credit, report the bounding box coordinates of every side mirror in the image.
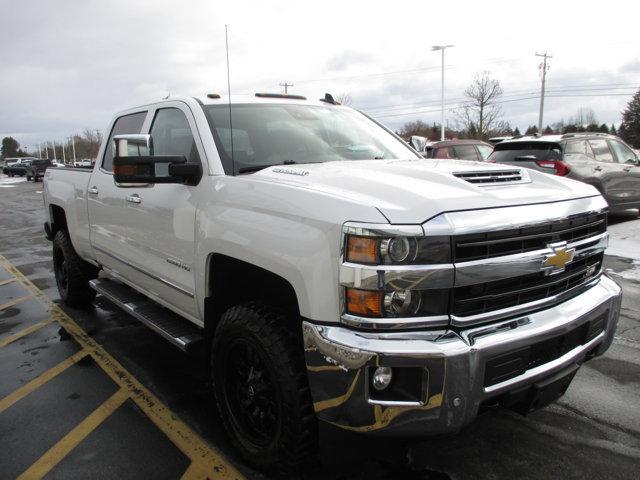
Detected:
[112,134,202,186]
[410,135,427,152]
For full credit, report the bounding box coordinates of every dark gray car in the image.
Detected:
[488,133,640,212]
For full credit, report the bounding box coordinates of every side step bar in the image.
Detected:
[89,278,204,352]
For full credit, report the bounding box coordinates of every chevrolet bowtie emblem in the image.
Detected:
[543,242,575,275]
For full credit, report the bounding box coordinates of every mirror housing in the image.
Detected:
[112,134,202,186]
[409,135,427,152]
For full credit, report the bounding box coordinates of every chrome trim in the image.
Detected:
[454,168,531,185]
[342,222,424,238]
[483,330,605,394]
[93,246,195,298]
[340,262,454,291]
[341,313,450,330]
[454,232,608,286]
[450,274,602,326]
[423,195,607,236]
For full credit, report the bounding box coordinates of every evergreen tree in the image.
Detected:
[610,124,617,135]
[543,125,554,134]
[525,125,539,135]
[598,124,609,133]
[1,137,20,159]
[513,127,521,136]
[619,88,640,148]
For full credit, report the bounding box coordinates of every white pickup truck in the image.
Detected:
[43,93,622,473]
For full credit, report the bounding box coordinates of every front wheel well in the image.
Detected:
[49,204,68,235]
[204,254,301,341]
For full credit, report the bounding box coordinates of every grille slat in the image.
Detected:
[454,212,607,262]
[454,170,524,184]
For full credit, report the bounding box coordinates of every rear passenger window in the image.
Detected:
[564,140,588,155]
[435,147,451,159]
[453,145,479,161]
[588,139,614,163]
[102,112,147,172]
[150,108,200,163]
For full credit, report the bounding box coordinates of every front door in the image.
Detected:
[118,103,204,321]
[587,138,628,208]
[608,138,640,206]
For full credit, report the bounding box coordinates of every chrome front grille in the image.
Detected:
[452,252,603,318]
[453,211,607,262]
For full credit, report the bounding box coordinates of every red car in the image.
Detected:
[425,139,494,161]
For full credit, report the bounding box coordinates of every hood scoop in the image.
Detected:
[453,168,530,185]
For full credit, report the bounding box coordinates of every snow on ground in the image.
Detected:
[0,174,26,188]
[607,212,640,261]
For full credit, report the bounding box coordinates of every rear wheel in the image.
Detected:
[53,230,98,307]
[211,303,317,474]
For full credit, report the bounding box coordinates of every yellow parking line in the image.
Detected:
[16,388,130,480]
[0,294,34,311]
[0,278,16,286]
[0,254,245,480]
[0,318,54,349]
[0,350,89,414]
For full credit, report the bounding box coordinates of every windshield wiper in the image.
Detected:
[238,160,297,174]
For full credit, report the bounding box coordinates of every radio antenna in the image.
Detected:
[225,24,235,171]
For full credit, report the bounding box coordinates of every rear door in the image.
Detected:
[87,111,148,271]
[608,138,640,205]
[587,138,627,207]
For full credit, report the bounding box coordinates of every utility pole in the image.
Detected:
[37,143,41,159]
[431,44,455,141]
[536,52,552,134]
[62,140,66,163]
[51,141,57,161]
[70,136,77,163]
[279,82,293,94]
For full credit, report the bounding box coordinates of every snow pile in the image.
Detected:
[0,175,26,188]
[607,215,640,261]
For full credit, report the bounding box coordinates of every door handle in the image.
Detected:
[88,186,99,195]
[126,194,142,204]
[594,166,603,172]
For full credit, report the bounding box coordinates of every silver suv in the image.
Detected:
[488,133,640,212]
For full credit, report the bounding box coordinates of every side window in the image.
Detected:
[453,145,480,161]
[588,139,614,163]
[435,147,451,159]
[150,108,200,163]
[608,140,637,164]
[564,140,587,155]
[102,112,147,172]
[477,144,493,160]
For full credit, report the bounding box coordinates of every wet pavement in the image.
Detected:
[1,176,639,479]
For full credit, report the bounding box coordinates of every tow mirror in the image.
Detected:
[112,134,201,186]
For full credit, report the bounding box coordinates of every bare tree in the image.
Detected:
[335,93,352,106]
[456,72,504,139]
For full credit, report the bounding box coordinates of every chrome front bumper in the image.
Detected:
[302,275,622,435]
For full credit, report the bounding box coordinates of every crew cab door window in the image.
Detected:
[150,108,201,163]
[609,140,638,164]
[101,112,147,172]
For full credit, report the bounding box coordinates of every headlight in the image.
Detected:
[345,234,450,265]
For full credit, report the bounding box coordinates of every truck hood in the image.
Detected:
[251,159,601,224]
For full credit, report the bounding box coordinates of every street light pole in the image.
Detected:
[70,136,77,163]
[432,44,455,141]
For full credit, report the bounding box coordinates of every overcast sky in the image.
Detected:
[1,0,639,152]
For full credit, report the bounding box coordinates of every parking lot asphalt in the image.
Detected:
[1,176,639,480]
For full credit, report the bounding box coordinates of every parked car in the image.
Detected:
[25,159,53,182]
[424,139,494,161]
[43,94,621,473]
[488,133,640,212]
[2,158,33,176]
[73,159,93,168]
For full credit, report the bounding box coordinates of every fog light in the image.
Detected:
[372,366,393,391]
[384,290,422,317]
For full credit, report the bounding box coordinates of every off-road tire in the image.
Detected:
[53,230,98,307]
[211,303,318,475]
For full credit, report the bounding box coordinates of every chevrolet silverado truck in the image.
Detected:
[43,93,622,473]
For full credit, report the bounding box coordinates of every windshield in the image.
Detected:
[488,142,562,163]
[201,103,418,174]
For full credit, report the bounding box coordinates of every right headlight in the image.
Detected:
[345,234,450,265]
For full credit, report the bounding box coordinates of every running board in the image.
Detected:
[89,278,203,352]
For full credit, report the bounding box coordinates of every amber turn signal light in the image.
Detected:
[346,235,378,264]
[346,288,383,317]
